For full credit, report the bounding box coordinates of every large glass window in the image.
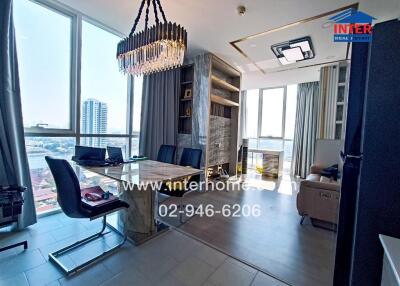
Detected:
[81,20,128,135]
[284,85,298,140]
[244,85,297,174]
[14,0,72,130]
[261,88,285,138]
[246,89,259,139]
[14,0,143,214]
[25,137,75,213]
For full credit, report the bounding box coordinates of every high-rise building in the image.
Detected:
[81,99,108,147]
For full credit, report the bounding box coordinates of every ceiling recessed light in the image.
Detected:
[290,41,311,52]
[278,56,295,65]
[271,36,315,66]
[282,47,305,61]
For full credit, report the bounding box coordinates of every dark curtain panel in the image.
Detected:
[139,68,180,160]
[291,81,320,178]
[0,0,36,228]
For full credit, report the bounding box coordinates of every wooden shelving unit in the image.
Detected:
[181,81,193,85]
[180,97,193,102]
[176,54,241,181]
[178,64,194,134]
[211,75,240,92]
[207,55,241,178]
[335,61,350,139]
[211,94,239,107]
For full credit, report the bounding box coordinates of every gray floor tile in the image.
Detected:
[206,258,257,286]
[171,256,216,286]
[46,280,62,286]
[154,273,187,286]
[0,249,45,280]
[0,231,30,249]
[28,216,65,235]
[136,251,178,282]
[50,223,88,242]
[0,247,16,260]
[201,281,216,286]
[59,263,113,286]
[100,268,150,286]
[27,231,57,249]
[251,272,287,286]
[101,243,138,275]
[67,239,111,266]
[39,237,77,261]
[194,244,227,268]
[0,273,29,286]
[226,257,258,274]
[1,214,264,286]
[25,262,64,286]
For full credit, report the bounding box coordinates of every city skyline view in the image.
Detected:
[81,98,108,147]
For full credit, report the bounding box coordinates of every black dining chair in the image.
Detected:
[156,144,176,164]
[45,156,129,275]
[158,148,202,222]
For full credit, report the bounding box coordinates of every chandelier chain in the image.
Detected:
[129,0,146,36]
[144,0,151,30]
[156,0,167,22]
[152,0,159,24]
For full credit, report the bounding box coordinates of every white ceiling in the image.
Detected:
[57,0,400,89]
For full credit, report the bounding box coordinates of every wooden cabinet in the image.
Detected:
[177,53,241,180]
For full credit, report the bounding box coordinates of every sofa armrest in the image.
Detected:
[297,180,341,224]
[310,164,325,174]
[300,180,340,192]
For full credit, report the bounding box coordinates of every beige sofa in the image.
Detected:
[297,165,340,225]
[296,140,343,226]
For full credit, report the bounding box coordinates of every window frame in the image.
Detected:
[21,0,140,157]
[258,86,287,140]
[247,86,294,151]
[20,0,77,135]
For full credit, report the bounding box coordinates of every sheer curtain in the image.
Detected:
[291,82,320,178]
[139,68,180,160]
[0,0,36,228]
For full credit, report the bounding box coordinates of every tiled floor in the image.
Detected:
[0,212,287,286]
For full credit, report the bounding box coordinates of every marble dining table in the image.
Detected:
[77,160,203,245]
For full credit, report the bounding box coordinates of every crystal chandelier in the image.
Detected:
[117,0,187,76]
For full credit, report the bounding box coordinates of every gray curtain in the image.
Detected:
[317,65,338,139]
[0,0,37,228]
[238,90,247,143]
[291,82,320,178]
[139,68,180,160]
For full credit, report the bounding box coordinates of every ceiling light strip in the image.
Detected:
[229,3,359,74]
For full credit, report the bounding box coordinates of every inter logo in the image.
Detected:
[329,8,376,42]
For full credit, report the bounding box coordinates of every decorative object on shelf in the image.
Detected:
[242,139,248,175]
[183,89,192,99]
[117,0,187,76]
[185,107,192,116]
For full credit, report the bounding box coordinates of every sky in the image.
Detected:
[13,0,141,134]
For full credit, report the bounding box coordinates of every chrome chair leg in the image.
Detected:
[48,215,127,275]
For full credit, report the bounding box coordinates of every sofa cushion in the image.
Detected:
[320,176,332,183]
[306,174,321,182]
